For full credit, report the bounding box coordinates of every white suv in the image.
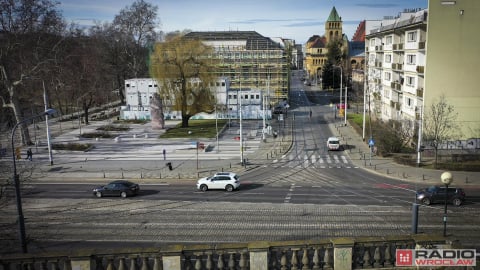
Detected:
[197,172,240,192]
[327,137,341,151]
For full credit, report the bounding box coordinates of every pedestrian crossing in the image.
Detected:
[272,153,358,168]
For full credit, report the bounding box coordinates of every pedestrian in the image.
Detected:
[27,148,33,161]
[163,149,166,160]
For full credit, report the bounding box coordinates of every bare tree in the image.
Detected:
[150,37,218,127]
[423,95,460,168]
[0,0,65,145]
[107,0,160,104]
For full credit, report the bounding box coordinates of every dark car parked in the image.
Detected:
[93,180,140,198]
[416,186,466,206]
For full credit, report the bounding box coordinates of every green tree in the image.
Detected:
[150,37,218,128]
[322,39,345,91]
[423,95,459,168]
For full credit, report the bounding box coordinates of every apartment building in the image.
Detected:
[365,9,427,128]
[184,31,288,105]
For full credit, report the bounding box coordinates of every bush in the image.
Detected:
[96,124,130,131]
[53,143,93,151]
[81,132,113,138]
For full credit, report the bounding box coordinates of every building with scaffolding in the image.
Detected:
[184,31,289,107]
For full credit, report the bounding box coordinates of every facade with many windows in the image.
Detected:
[365,8,427,128]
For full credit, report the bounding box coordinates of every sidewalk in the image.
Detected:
[330,121,480,187]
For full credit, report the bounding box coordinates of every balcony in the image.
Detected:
[416,66,425,74]
[417,88,424,97]
[390,81,402,91]
[392,63,403,70]
[393,43,404,50]
[419,41,426,50]
[0,235,449,270]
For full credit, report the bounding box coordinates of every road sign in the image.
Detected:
[368,138,375,146]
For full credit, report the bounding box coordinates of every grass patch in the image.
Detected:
[161,119,228,139]
[348,113,369,127]
[53,143,93,151]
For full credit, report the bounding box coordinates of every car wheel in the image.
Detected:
[452,198,462,206]
[120,191,127,198]
[225,185,234,192]
[421,198,431,205]
[95,192,102,198]
[200,185,208,192]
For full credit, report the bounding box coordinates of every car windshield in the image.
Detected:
[329,140,339,144]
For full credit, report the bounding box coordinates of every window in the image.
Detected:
[384,72,391,81]
[406,76,415,86]
[370,39,376,46]
[385,36,393,45]
[385,54,392,63]
[256,94,260,99]
[407,31,417,42]
[407,54,416,65]
[406,97,413,107]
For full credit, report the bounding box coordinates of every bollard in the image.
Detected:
[103,172,105,178]
[140,172,143,179]
[412,203,419,234]
[423,174,425,181]
[159,173,161,179]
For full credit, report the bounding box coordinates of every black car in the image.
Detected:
[416,186,466,206]
[93,180,140,198]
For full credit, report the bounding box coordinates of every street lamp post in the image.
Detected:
[333,66,343,122]
[11,108,56,253]
[441,171,453,237]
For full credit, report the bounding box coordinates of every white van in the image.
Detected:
[327,137,341,151]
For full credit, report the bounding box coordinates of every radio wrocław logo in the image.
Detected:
[396,249,476,267]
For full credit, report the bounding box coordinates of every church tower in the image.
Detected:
[325,6,343,44]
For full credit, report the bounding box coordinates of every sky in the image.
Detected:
[58,0,428,44]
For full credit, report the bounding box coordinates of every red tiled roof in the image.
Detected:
[352,20,366,42]
[306,35,327,48]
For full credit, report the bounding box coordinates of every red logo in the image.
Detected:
[396,249,413,266]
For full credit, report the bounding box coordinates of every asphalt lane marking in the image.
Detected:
[284,183,295,203]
